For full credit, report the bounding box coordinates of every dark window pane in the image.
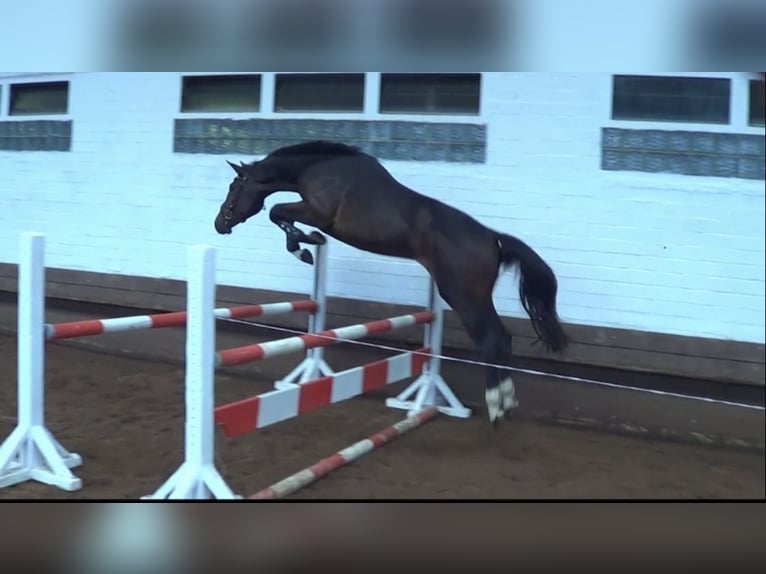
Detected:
[181,75,261,113]
[380,74,480,115]
[612,75,730,124]
[749,79,765,126]
[10,82,69,116]
[274,74,364,112]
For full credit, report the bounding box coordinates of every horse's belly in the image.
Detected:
[326,227,415,259]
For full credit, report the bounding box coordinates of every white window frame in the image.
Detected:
[604,72,764,135]
[177,72,264,116]
[177,72,485,124]
[0,73,73,121]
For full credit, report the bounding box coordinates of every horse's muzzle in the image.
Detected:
[214,215,232,235]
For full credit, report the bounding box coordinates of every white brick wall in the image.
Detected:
[0,72,763,344]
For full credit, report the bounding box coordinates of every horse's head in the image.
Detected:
[214,160,271,235]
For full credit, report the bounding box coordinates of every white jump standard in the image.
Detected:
[274,233,334,388]
[385,276,469,418]
[0,233,82,491]
[146,246,237,499]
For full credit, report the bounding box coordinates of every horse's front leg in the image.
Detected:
[269,202,328,265]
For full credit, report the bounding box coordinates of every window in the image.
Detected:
[181,75,261,113]
[379,74,480,115]
[274,74,364,112]
[612,75,730,124]
[749,79,765,126]
[9,81,69,116]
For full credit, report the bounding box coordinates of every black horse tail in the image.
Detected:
[495,232,568,353]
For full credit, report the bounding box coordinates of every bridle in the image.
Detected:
[222,176,247,222]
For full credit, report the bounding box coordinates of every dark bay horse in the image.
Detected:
[213,140,568,425]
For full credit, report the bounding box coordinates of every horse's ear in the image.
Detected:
[227,160,246,177]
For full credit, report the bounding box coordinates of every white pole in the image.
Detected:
[314,241,334,375]
[144,245,237,499]
[385,276,470,419]
[0,232,82,492]
[415,279,443,407]
[308,241,328,338]
[306,241,330,374]
[425,279,444,377]
[18,232,46,428]
[274,240,334,389]
[185,245,216,469]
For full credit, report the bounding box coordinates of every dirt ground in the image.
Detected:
[0,327,763,499]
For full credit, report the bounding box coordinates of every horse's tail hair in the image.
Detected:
[495,232,568,353]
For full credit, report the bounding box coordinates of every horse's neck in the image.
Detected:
[262,181,299,194]
[280,153,337,182]
[265,153,343,193]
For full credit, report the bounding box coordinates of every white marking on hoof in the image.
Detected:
[500,377,518,411]
[485,387,504,423]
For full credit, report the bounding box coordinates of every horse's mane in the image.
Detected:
[266,140,364,159]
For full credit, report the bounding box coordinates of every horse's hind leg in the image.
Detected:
[475,311,518,416]
[434,281,517,426]
[269,202,330,264]
[463,308,517,426]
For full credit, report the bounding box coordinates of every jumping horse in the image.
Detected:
[214,140,568,426]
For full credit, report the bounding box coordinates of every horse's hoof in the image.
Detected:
[485,387,504,428]
[308,231,326,245]
[292,248,314,265]
[300,249,314,265]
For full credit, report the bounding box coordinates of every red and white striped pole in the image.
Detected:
[214,347,430,438]
[216,311,433,368]
[249,407,439,499]
[45,300,318,341]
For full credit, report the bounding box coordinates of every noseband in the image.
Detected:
[223,177,247,221]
